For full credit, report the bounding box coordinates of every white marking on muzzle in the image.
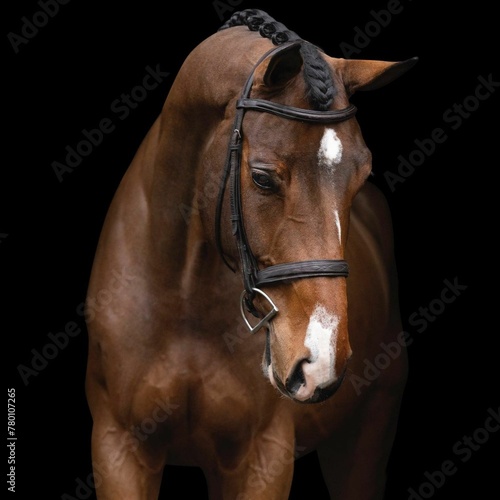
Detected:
[295,304,339,401]
[318,128,343,171]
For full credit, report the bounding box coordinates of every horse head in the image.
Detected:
[195,10,417,403]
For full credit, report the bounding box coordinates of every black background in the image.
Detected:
[4,0,497,498]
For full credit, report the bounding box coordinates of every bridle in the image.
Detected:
[215,41,357,334]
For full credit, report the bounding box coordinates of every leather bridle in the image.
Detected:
[215,41,357,333]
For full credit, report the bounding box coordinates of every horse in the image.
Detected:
[85,9,417,499]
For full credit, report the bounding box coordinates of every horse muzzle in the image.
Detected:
[269,361,348,404]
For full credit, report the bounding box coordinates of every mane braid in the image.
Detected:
[219,9,336,110]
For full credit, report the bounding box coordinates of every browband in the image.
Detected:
[237,99,357,123]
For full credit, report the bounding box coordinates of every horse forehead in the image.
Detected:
[271,125,346,170]
[317,127,343,172]
[247,116,343,152]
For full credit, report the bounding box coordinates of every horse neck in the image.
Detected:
[100,32,265,332]
[138,51,238,312]
[143,104,212,269]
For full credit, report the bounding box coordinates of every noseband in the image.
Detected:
[215,41,357,333]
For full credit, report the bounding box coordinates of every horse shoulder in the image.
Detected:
[350,181,397,266]
[346,181,406,380]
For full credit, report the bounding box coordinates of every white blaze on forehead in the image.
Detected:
[318,128,343,171]
[295,304,339,401]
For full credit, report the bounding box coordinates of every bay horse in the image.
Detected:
[85,9,417,499]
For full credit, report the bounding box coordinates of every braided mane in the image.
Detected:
[219,9,336,111]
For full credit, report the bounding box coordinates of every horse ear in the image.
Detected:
[341,57,418,94]
[262,44,303,87]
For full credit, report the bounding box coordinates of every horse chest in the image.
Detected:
[129,338,277,464]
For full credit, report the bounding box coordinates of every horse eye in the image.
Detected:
[252,170,274,190]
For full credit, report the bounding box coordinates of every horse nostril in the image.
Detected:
[285,359,308,395]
